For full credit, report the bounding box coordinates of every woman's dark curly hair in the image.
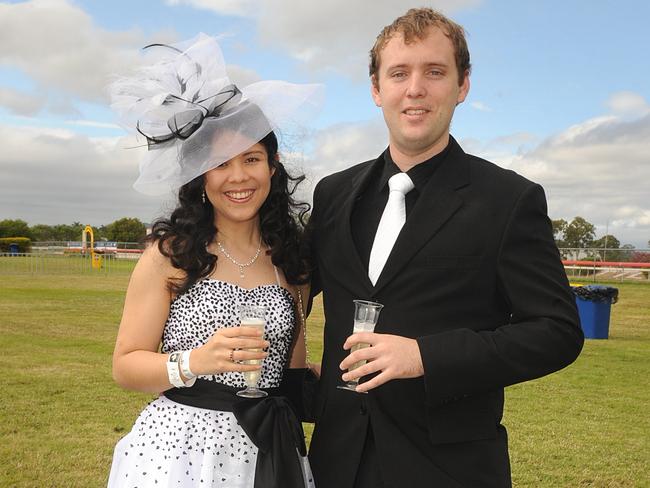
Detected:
[146,131,311,295]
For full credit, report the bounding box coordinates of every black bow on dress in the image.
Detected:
[234,396,308,488]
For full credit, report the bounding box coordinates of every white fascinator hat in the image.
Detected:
[109,33,324,195]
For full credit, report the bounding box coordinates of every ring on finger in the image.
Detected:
[228,349,235,362]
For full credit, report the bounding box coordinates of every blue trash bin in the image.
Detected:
[9,243,19,255]
[572,285,618,339]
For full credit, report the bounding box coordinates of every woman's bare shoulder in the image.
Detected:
[134,241,183,284]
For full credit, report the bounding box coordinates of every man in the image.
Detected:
[307,8,584,488]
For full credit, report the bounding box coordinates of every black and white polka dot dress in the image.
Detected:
[107,278,315,487]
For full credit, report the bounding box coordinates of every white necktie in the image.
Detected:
[368,172,415,285]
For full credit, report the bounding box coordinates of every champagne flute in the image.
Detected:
[236,304,268,398]
[337,300,384,393]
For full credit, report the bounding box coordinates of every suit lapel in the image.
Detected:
[333,155,384,296]
[373,140,470,294]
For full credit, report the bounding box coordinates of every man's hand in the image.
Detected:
[340,332,424,393]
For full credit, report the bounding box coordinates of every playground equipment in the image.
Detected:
[81,226,102,270]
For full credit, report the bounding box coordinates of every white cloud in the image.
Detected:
[458,132,538,169]
[166,0,256,16]
[0,0,151,104]
[259,0,482,78]
[307,119,388,178]
[275,118,388,205]
[169,0,482,78]
[65,120,122,129]
[0,123,173,226]
[0,1,268,114]
[606,91,650,117]
[0,87,47,116]
[470,101,492,112]
[612,207,650,227]
[226,64,262,87]
[476,112,650,247]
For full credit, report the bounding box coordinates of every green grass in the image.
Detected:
[506,280,650,487]
[0,259,648,487]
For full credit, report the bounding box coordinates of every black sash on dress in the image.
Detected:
[164,379,307,488]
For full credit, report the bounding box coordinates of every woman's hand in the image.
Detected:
[190,326,270,376]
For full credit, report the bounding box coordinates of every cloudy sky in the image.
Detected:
[1,0,649,247]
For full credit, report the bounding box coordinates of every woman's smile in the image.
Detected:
[224,189,255,203]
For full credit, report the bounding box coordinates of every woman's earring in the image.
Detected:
[202,191,206,204]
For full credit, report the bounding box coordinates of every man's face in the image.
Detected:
[371,27,469,161]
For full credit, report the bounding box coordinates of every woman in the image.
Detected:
[107,34,322,488]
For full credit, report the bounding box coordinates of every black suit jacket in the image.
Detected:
[307,138,583,488]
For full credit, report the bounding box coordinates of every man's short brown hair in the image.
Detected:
[369,8,471,86]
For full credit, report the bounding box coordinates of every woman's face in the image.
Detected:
[204,141,275,227]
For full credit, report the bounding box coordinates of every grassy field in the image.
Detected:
[0,257,648,487]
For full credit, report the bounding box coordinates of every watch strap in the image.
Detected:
[166,356,185,388]
[180,350,196,380]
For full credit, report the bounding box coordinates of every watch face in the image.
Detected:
[169,352,181,363]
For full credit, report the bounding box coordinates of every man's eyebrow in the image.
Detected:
[385,61,449,71]
[386,63,409,71]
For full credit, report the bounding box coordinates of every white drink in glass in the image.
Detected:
[350,321,374,371]
[241,317,265,387]
[236,304,268,398]
[338,300,384,393]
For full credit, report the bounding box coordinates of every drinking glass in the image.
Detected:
[236,304,268,398]
[337,300,384,393]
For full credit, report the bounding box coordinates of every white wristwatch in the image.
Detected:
[166,351,195,388]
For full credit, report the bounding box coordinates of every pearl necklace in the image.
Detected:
[216,236,263,278]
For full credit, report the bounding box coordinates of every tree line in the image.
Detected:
[1,216,648,260]
[553,216,649,262]
[0,218,147,244]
